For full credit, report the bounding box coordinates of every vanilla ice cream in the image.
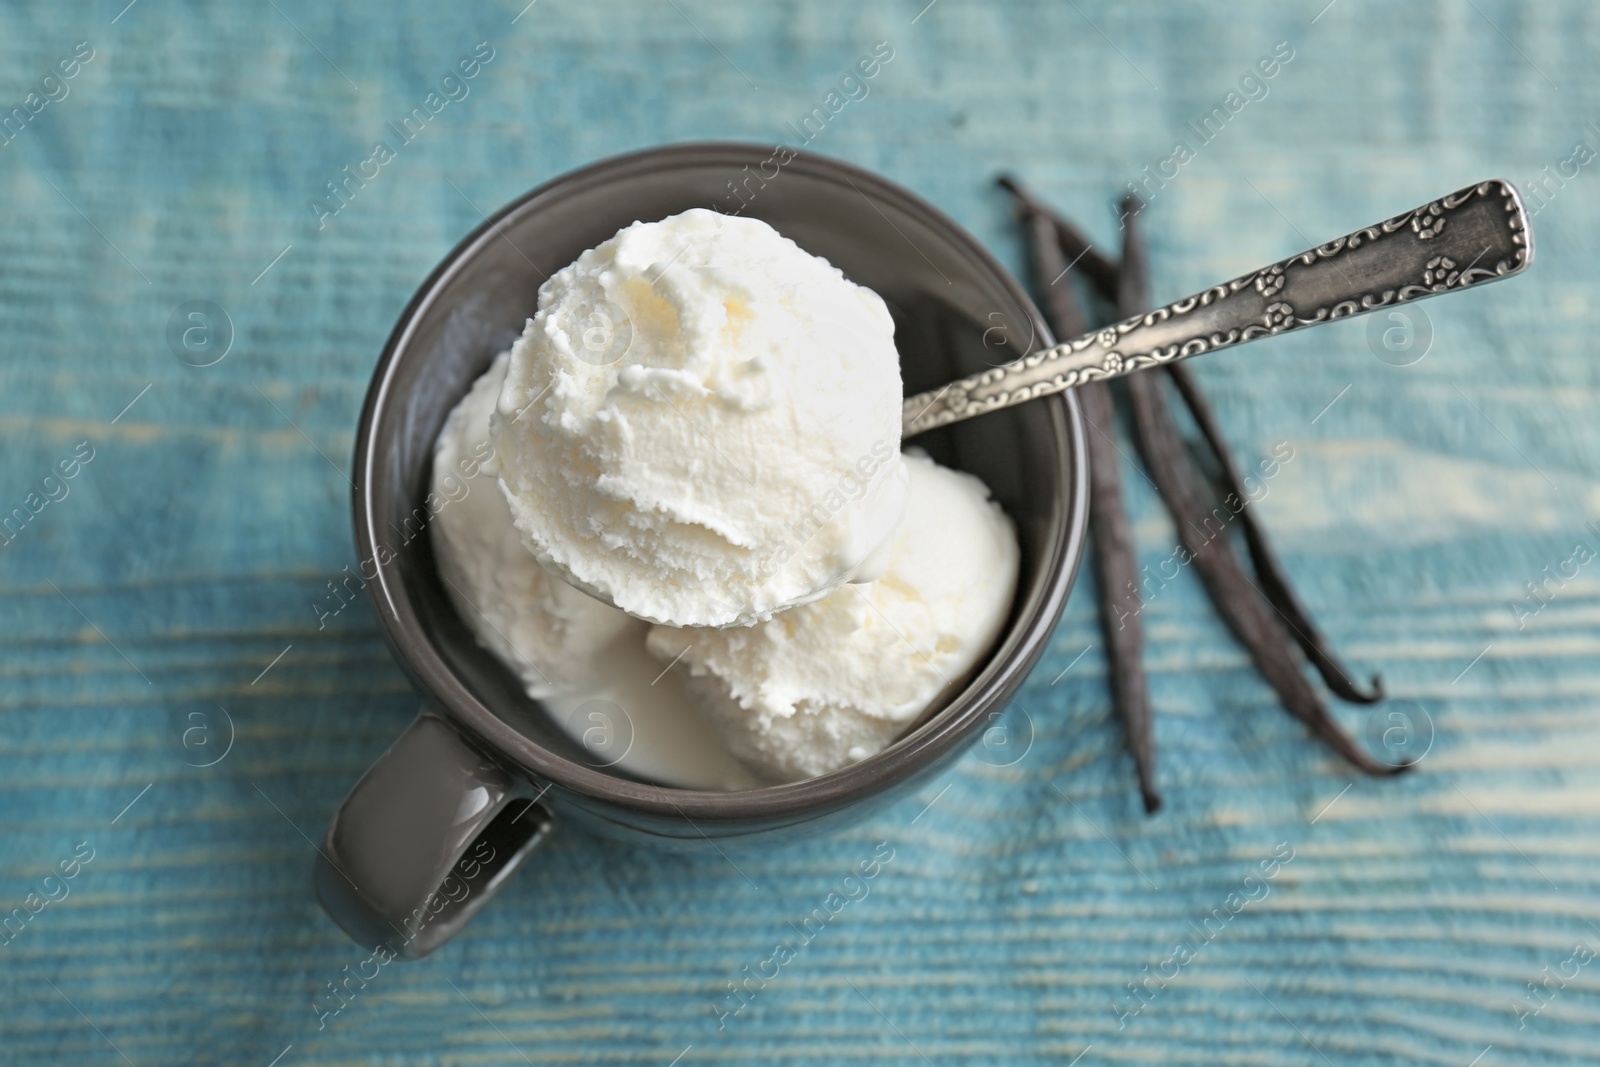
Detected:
[433,352,641,695]
[646,451,1021,783]
[431,353,754,790]
[491,208,908,628]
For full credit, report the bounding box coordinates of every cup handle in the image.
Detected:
[315,708,552,959]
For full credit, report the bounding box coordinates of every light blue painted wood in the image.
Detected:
[1,1,1597,1064]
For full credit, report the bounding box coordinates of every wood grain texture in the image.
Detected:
[2,1,1598,1064]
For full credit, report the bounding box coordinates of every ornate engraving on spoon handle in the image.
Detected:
[902,179,1533,437]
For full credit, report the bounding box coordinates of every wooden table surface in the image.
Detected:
[2,1,1597,1064]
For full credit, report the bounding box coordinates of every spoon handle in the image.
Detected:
[902,179,1533,437]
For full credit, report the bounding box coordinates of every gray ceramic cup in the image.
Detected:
[316,143,1088,958]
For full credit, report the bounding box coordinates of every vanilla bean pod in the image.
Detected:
[1164,363,1384,704]
[996,175,1121,297]
[1115,200,1406,776]
[1025,200,1379,704]
[1007,184,1160,813]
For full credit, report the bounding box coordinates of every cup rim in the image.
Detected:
[353,141,1088,821]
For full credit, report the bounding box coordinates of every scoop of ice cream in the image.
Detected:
[432,352,643,696]
[492,208,908,628]
[646,451,1020,783]
[432,353,755,790]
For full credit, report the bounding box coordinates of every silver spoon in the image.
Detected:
[902,179,1533,437]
